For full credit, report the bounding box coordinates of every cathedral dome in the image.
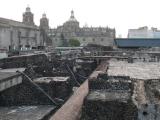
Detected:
[68,10,78,22]
[26,6,31,12]
[63,10,80,31]
[42,13,47,18]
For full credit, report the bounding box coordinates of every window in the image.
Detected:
[32,47,37,50]
[101,38,104,41]
[25,45,30,48]
[19,45,22,48]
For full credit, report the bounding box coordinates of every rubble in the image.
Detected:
[81,60,160,120]
[81,75,137,120]
[50,60,108,120]
[0,76,72,106]
[0,50,99,120]
[34,77,72,101]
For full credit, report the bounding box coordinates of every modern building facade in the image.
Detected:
[128,26,160,38]
[49,10,116,47]
[115,38,160,48]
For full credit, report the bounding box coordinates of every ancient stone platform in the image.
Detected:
[0,105,56,120]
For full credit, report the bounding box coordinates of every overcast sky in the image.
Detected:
[0,0,160,37]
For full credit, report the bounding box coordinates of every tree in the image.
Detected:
[69,38,80,47]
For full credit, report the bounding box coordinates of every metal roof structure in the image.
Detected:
[115,38,160,47]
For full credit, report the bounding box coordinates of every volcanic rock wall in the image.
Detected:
[81,75,138,120]
[81,60,160,120]
[0,77,72,106]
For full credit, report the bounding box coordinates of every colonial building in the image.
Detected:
[0,6,52,52]
[49,10,116,47]
[40,13,49,31]
[0,8,115,51]
[39,13,52,47]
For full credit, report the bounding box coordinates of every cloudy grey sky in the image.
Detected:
[0,0,160,37]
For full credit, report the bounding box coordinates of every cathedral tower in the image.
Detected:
[40,13,49,31]
[23,6,35,26]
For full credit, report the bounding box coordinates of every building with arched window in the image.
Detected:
[0,6,52,52]
[49,10,116,47]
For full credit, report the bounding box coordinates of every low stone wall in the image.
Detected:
[0,73,22,92]
[89,74,133,92]
[81,74,137,120]
[0,77,72,106]
[81,100,137,120]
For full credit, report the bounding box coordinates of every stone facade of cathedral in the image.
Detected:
[49,10,116,47]
[0,7,115,51]
[0,6,50,51]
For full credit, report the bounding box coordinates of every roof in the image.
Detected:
[0,72,21,82]
[55,47,83,50]
[34,77,70,83]
[0,68,25,73]
[0,17,38,29]
[115,38,160,47]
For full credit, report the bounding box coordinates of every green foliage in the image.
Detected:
[69,38,80,47]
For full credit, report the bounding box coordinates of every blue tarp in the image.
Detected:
[115,38,160,47]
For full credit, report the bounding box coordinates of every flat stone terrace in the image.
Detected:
[0,72,22,92]
[0,105,56,120]
[0,72,20,81]
[108,60,160,79]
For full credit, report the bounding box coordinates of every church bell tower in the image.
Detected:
[40,13,49,31]
[23,6,35,26]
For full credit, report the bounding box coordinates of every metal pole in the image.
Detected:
[17,70,61,105]
[65,64,80,86]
